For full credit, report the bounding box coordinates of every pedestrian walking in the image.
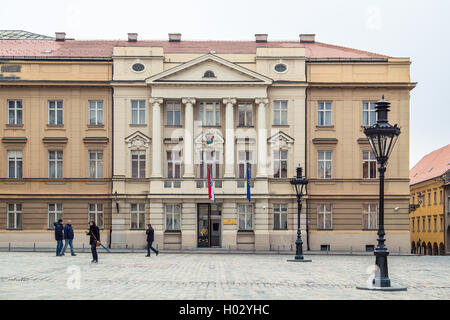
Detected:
[62,220,76,256]
[54,219,64,256]
[145,224,159,257]
[86,221,100,263]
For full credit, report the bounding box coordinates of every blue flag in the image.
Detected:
[246,163,251,202]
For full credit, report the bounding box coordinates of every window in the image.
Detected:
[89,101,104,125]
[8,100,22,125]
[273,100,288,125]
[362,102,376,126]
[238,204,253,231]
[433,191,437,205]
[203,70,215,78]
[130,203,145,229]
[428,216,431,232]
[7,203,22,229]
[274,64,287,73]
[238,151,254,179]
[131,150,146,178]
[48,203,63,229]
[199,151,220,179]
[273,150,288,178]
[199,102,220,126]
[165,204,181,231]
[440,190,443,204]
[318,151,332,179]
[317,204,332,230]
[362,151,377,179]
[422,217,426,232]
[318,102,332,126]
[166,103,181,126]
[433,216,437,232]
[89,151,103,179]
[273,204,288,230]
[131,100,146,125]
[238,103,253,126]
[48,150,63,179]
[440,215,444,232]
[89,203,104,228]
[167,151,181,178]
[362,204,378,230]
[48,100,63,125]
[411,218,415,233]
[428,192,431,206]
[8,150,22,179]
[417,217,420,232]
[132,63,145,72]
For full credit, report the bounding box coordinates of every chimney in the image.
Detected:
[300,34,315,43]
[255,34,268,43]
[128,33,138,42]
[55,32,66,41]
[168,33,181,42]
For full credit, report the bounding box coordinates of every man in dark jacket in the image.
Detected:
[86,221,100,263]
[145,224,159,257]
[62,220,76,256]
[54,219,64,256]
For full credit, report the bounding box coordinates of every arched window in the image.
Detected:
[203,70,216,78]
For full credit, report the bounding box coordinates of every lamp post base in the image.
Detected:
[287,258,312,263]
[356,284,407,291]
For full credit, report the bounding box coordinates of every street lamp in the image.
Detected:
[357,96,406,291]
[287,165,311,262]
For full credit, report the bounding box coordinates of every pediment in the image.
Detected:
[194,129,224,150]
[268,131,295,149]
[125,131,151,150]
[146,54,272,85]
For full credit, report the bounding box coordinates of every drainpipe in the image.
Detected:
[304,66,310,251]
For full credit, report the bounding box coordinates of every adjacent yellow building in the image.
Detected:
[409,144,449,255]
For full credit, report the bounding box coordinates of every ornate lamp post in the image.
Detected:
[287,165,311,262]
[357,96,406,291]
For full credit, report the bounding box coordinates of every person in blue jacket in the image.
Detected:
[61,220,76,256]
[54,219,64,256]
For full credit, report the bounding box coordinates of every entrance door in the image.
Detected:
[197,203,222,248]
[197,204,210,247]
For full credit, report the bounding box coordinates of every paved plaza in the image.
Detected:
[0,252,449,300]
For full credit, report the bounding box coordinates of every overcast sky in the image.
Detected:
[1,0,449,168]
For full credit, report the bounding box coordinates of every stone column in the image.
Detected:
[255,98,269,177]
[182,98,196,178]
[150,98,163,177]
[223,98,237,178]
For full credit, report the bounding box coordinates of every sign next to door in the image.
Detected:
[223,219,236,225]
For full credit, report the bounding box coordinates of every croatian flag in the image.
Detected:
[208,166,216,202]
[246,163,251,202]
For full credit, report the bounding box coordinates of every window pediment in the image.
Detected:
[194,129,224,151]
[125,131,151,150]
[268,131,294,150]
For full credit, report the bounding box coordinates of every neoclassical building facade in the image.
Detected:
[0,31,415,252]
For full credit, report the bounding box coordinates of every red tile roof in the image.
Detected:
[410,144,450,186]
[0,39,389,59]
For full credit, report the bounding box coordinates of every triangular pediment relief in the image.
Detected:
[146,54,272,85]
[125,131,151,150]
[268,131,295,149]
[194,129,224,151]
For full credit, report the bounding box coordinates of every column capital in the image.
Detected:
[149,97,163,105]
[223,98,237,105]
[182,97,196,105]
[255,98,269,105]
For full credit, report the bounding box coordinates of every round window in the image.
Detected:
[132,63,145,72]
[274,63,287,73]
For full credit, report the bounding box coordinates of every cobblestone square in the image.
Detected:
[0,252,449,300]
